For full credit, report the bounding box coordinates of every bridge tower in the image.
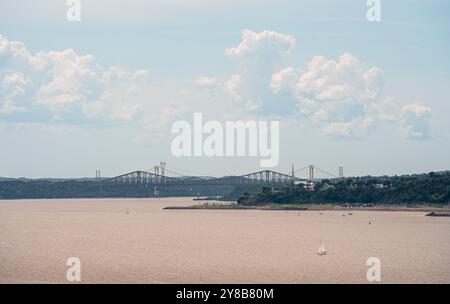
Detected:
[96,170,103,193]
[159,161,166,177]
[339,166,344,178]
[309,165,314,181]
[291,164,295,185]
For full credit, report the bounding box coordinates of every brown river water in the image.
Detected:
[1,197,449,283]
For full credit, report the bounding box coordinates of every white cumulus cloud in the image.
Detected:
[223,74,243,101]
[225,29,296,61]
[270,52,392,138]
[400,103,432,140]
[193,29,436,141]
[0,35,149,123]
[217,30,297,112]
[270,67,299,94]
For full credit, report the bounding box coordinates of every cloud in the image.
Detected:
[0,35,149,124]
[196,30,297,115]
[225,29,296,62]
[321,116,376,139]
[0,99,27,114]
[293,53,383,104]
[192,29,436,140]
[270,67,299,94]
[4,29,429,142]
[244,99,262,112]
[81,66,149,121]
[400,103,432,140]
[269,53,393,138]
[11,122,75,135]
[194,76,217,88]
[136,99,190,144]
[191,30,301,119]
[225,29,296,85]
[223,74,243,101]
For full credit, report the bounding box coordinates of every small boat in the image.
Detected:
[318,241,327,255]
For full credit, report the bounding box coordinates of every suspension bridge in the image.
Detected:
[101,163,342,188]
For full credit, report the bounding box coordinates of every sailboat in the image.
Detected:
[318,240,327,255]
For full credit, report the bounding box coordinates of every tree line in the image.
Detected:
[238,171,450,206]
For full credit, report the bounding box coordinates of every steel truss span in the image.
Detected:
[102,170,306,187]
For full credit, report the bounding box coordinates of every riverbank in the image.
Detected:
[164,205,307,211]
[164,203,450,213]
[426,211,450,217]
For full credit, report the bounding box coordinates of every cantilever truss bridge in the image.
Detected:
[102,170,307,187]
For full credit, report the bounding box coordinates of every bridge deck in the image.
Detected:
[102,170,307,187]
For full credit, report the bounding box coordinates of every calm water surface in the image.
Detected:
[1,197,449,283]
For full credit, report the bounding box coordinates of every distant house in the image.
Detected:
[306,181,315,191]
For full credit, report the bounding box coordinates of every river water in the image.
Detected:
[1,197,449,283]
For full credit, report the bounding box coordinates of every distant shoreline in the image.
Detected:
[164,204,450,214]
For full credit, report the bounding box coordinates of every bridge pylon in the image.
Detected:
[291,164,295,186]
[309,165,314,181]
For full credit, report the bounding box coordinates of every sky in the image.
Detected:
[0,0,449,178]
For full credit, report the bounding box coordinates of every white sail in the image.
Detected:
[318,241,327,255]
